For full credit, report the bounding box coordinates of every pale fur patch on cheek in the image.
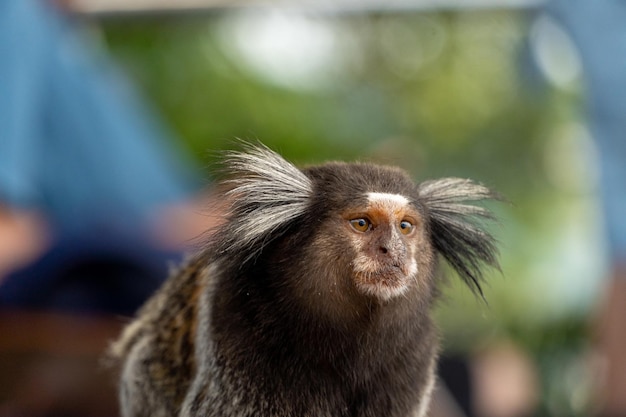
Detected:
[406,258,418,278]
[352,252,380,275]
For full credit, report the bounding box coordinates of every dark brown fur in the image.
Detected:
[109,145,499,417]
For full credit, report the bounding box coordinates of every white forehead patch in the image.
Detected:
[367,192,409,206]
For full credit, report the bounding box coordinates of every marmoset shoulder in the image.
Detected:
[108,143,500,417]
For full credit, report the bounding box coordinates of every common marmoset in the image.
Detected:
[109,143,500,417]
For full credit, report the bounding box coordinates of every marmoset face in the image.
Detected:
[342,192,425,301]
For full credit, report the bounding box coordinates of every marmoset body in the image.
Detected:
[109,144,500,417]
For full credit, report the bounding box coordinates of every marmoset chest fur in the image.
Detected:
[109,144,500,417]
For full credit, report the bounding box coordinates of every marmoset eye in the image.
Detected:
[350,218,371,232]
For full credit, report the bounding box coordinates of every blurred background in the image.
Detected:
[1,0,623,416]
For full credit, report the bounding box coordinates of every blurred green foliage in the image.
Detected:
[100,10,601,415]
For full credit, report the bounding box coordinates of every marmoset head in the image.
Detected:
[209,143,499,319]
[298,162,434,307]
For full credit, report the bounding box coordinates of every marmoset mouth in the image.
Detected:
[353,268,411,301]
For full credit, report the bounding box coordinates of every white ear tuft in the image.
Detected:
[219,143,313,261]
[418,177,500,298]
